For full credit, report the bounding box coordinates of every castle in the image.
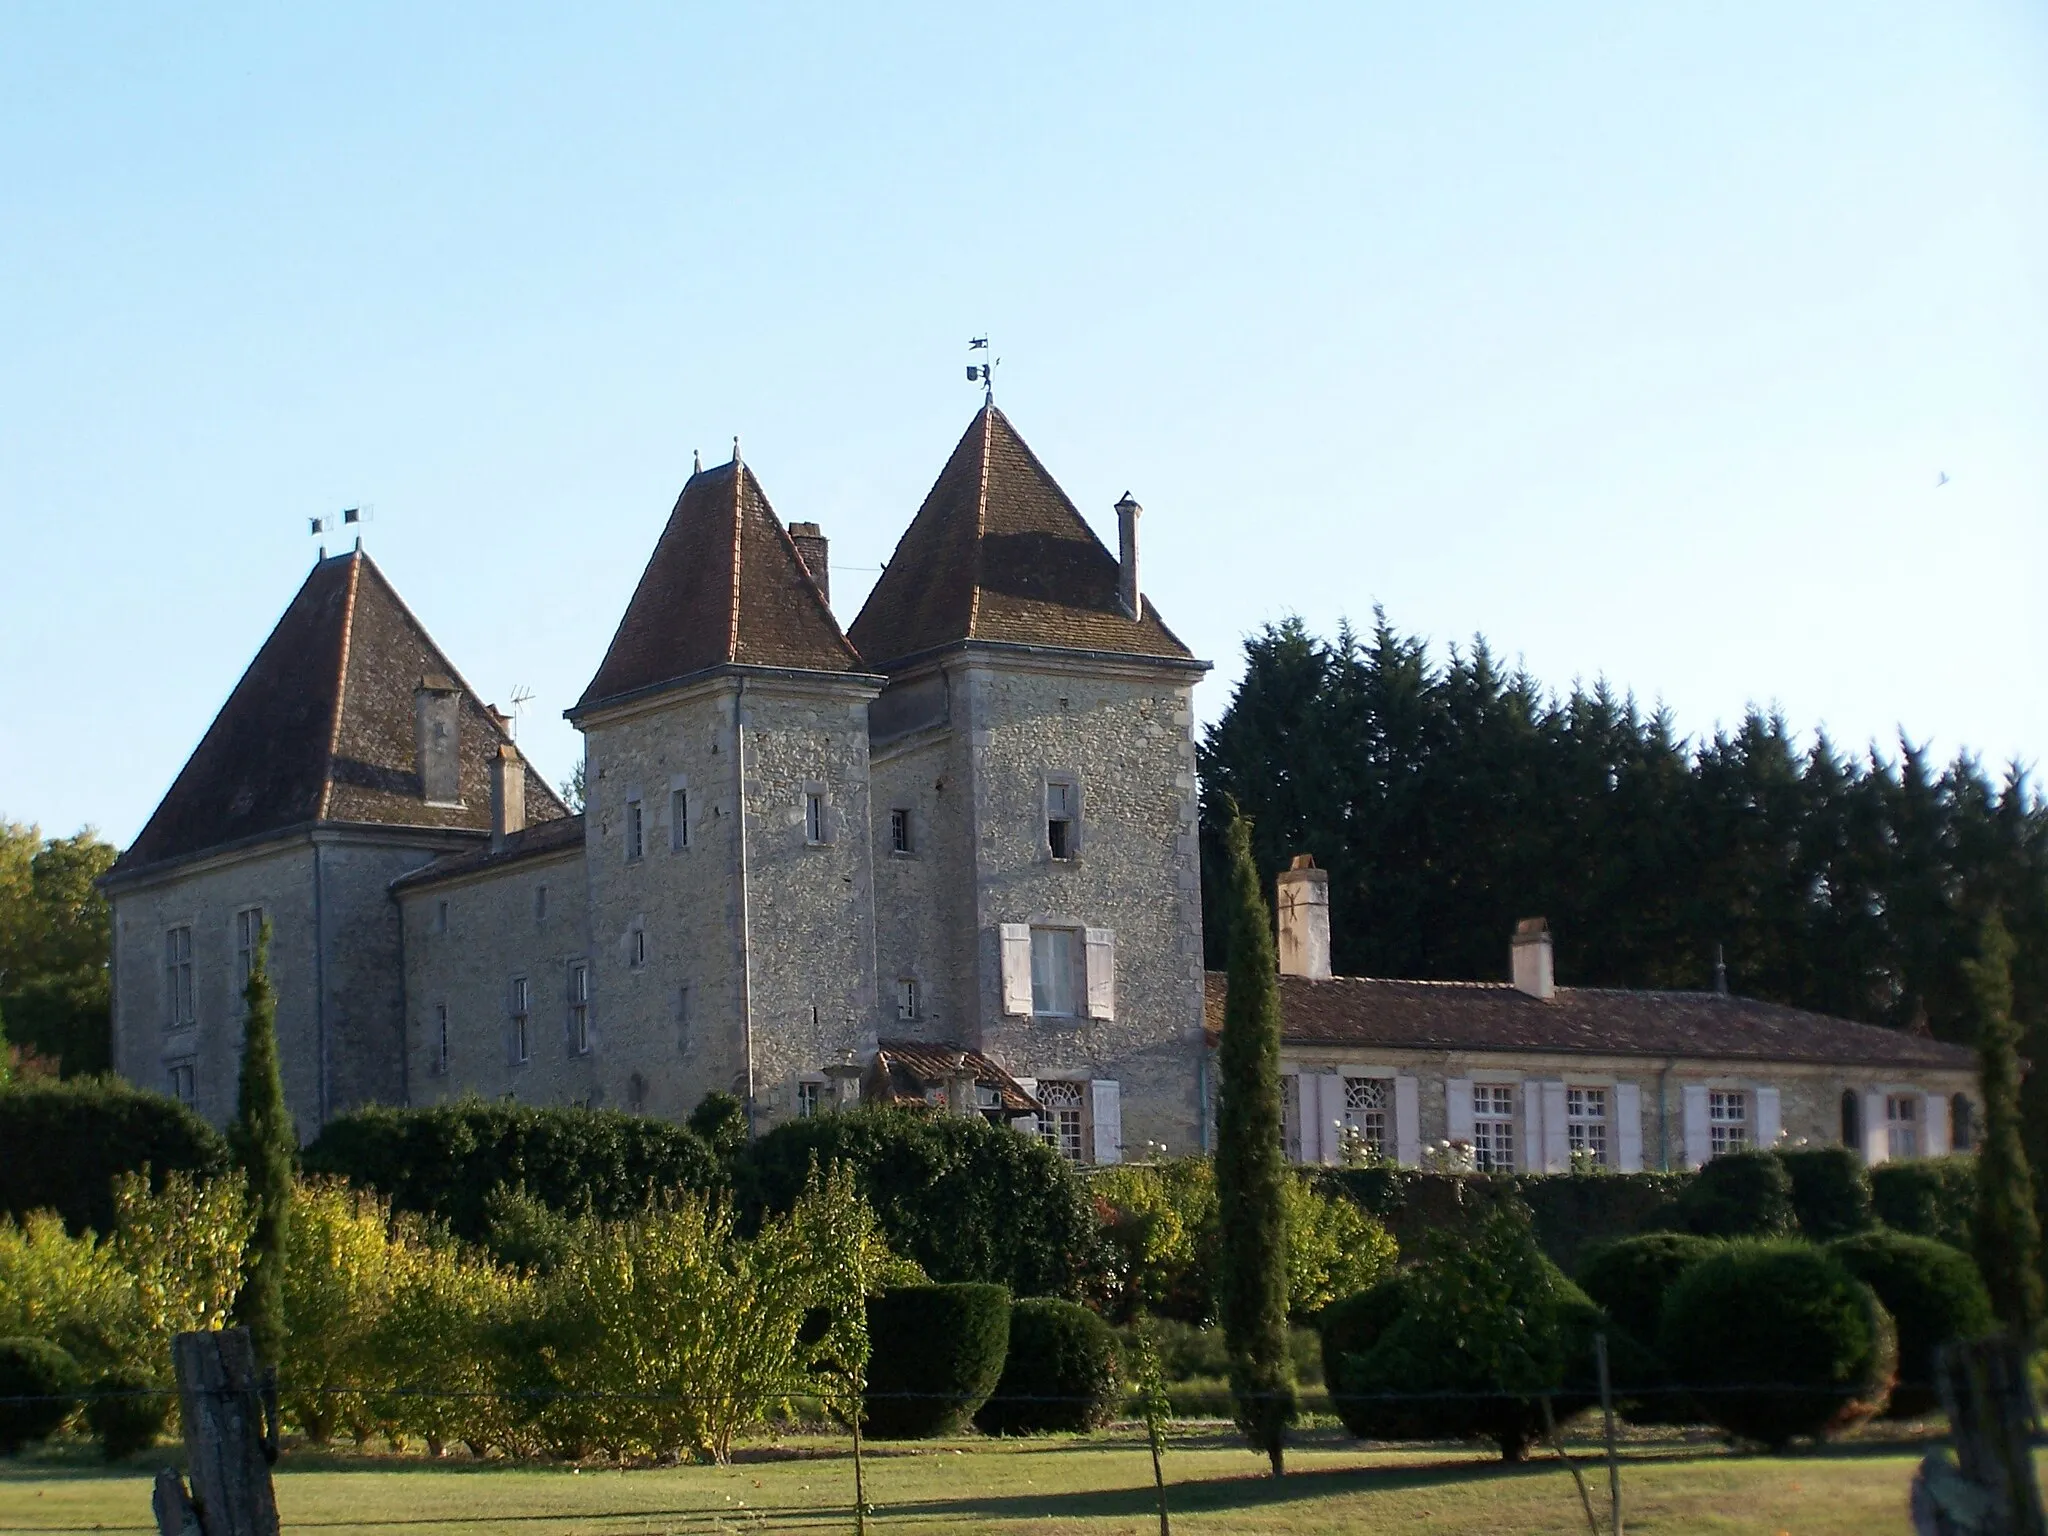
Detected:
[103,407,1211,1159]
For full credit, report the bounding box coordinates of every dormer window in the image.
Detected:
[1046,779,1078,861]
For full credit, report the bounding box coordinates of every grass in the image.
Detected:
[0,1424,1987,1535]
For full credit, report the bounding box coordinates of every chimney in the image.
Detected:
[788,522,830,607]
[490,743,526,852]
[1275,854,1332,980]
[414,676,462,806]
[1511,918,1555,1000]
[1115,493,1141,620]
[945,1053,979,1118]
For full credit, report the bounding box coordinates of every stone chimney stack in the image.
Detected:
[788,522,830,607]
[945,1053,979,1118]
[490,743,526,852]
[1511,917,1555,1000]
[1115,493,1141,620]
[414,676,462,806]
[1275,854,1332,980]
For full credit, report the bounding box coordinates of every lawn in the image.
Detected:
[0,1426,1963,1535]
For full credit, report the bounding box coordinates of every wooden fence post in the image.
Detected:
[1912,1335,2047,1536]
[152,1329,281,1536]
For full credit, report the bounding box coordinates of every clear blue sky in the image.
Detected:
[2,4,2043,846]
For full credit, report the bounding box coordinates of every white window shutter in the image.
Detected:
[999,924,1033,1016]
[1091,1080,1122,1164]
[1681,1084,1711,1169]
[1924,1092,1950,1157]
[1615,1082,1644,1172]
[1394,1075,1421,1166]
[1084,929,1116,1020]
[1541,1081,1569,1173]
[1755,1086,1782,1149]
[1862,1088,1889,1165]
[1522,1080,1546,1173]
[1319,1074,1348,1166]
[1446,1078,1475,1145]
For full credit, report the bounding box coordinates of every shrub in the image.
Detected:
[689,1093,748,1161]
[1283,1178,1399,1321]
[744,1108,1096,1299]
[0,1211,143,1373]
[1777,1146,1875,1240]
[862,1283,1010,1438]
[975,1298,1122,1434]
[1319,1272,1418,1439]
[1872,1156,1976,1250]
[113,1170,252,1366]
[84,1366,169,1460]
[0,1337,81,1453]
[0,1079,228,1237]
[1828,1231,1993,1417]
[1090,1159,1213,1322]
[1660,1242,1896,1446]
[1575,1233,1722,1352]
[302,1101,723,1245]
[1672,1150,1798,1238]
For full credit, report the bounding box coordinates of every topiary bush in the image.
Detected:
[1319,1272,1419,1440]
[1777,1147,1875,1240]
[1672,1150,1798,1238]
[302,1101,723,1245]
[0,1079,228,1237]
[743,1107,1098,1299]
[83,1367,169,1460]
[0,1337,82,1453]
[974,1297,1122,1434]
[862,1283,1011,1439]
[1575,1232,1721,1353]
[1659,1241,1896,1447]
[1871,1156,1976,1251]
[1828,1230,1993,1417]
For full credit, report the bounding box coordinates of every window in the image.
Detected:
[1841,1089,1862,1149]
[670,787,689,851]
[1046,781,1076,860]
[796,1080,823,1118]
[1029,927,1082,1016]
[535,885,549,923]
[630,928,647,969]
[1039,1080,1085,1162]
[568,962,591,1055]
[1473,1084,1516,1173]
[234,906,264,990]
[1342,1077,1392,1159]
[435,900,449,935]
[1886,1094,1920,1160]
[890,808,913,855]
[1952,1094,1974,1152]
[1281,1075,1304,1163]
[1708,1090,1749,1157]
[510,977,530,1065]
[625,796,644,861]
[167,1061,196,1105]
[164,926,194,1028]
[896,978,920,1021]
[806,791,829,845]
[434,1004,449,1074]
[1566,1085,1609,1166]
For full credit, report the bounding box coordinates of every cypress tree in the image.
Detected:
[1969,912,2042,1337]
[230,919,294,1366]
[1214,812,1294,1475]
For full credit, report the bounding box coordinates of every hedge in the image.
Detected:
[744,1108,1098,1299]
[0,1337,81,1453]
[1828,1230,1993,1417]
[1574,1232,1721,1353]
[1871,1156,1976,1251]
[301,1100,723,1244]
[862,1283,1011,1439]
[84,1366,169,1460]
[1671,1151,1798,1238]
[974,1298,1122,1435]
[0,1079,228,1236]
[1778,1147,1875,1240]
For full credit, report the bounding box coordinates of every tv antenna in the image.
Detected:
[507,685,535,740]
[966,337,999,404]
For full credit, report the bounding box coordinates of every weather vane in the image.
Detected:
[966,337,999,404]
[308,504,373,553]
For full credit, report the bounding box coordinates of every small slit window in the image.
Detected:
[806,791,830,845]
[890,808,912,855]
[568,962,591,1055]
[670,787,689,851]
[625,796,645,861]
[510,977,531,1065]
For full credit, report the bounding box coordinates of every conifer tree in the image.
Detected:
[1969,912,2043,1337]
[230,919,294,1366]
[1214,811,1294,1475]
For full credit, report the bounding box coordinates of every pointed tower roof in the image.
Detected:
[848,405,1195,671]
[112,549,566,879]
[574,457,867,714]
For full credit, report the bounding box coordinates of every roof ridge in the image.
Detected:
[317,552,363,821]
[967,404,992,638]
[727,459,745,662]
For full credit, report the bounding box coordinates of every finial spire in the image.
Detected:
[1713,944,1729,996]
[732,435,742,466]
[693,448,702,475]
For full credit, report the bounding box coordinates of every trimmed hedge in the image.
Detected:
[0,1079,228,1236]
[1319,1273,1418,1438]
[84,1367,169,1460]
[1829,1230,1993,1417]
[1659,1242,1896,1446]
[0,1338,82,1453]
[863,1284,1011,1439]
[1672,1151,1798,1238]
[1779,1147,1875,1240]
[744,1107,1098,1299]
[1871,1156,1976,1251]
[1575,1232,1721,1352]
[975,1298,1122,1435]
[302,1101,723,1244]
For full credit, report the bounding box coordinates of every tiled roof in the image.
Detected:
[575,459,866,714]
[1202,973,1976,1071]
[112,550,566,879]
[847,406,1196,670]
[389,813,587,893]
[869,1040,1040,1113]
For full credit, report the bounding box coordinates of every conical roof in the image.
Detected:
[113,549,566,877]
[575,458,865,713]
[848,405,1194,670]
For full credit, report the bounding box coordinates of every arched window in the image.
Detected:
[1841,1089,1861,1148]
[1952,1094,1974,1152]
